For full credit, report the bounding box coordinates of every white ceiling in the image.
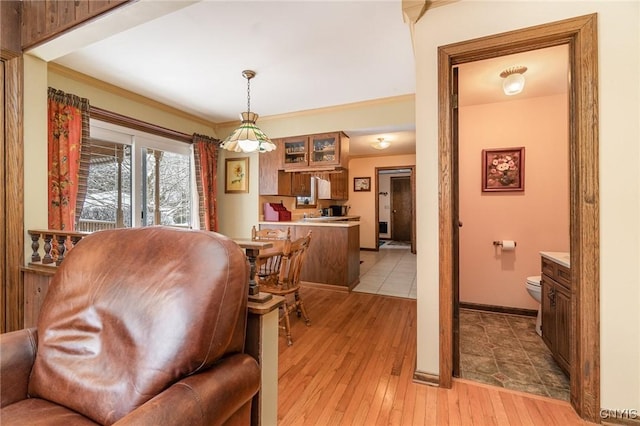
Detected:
[30,1,568,157]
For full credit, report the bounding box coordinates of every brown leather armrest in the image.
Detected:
[0,328,38,407]
[113,353,260,425]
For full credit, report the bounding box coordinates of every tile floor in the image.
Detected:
[354,244,416,299]
[353,248,569,401]
[459,308,570,401]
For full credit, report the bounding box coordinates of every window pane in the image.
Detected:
[144,149,191,227]
[79,141,132,231]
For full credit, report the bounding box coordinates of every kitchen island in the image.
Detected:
[258,220,360,291]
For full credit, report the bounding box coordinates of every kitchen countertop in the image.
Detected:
[540,251,570,268]
[259,218,360,228]
[298,215,360,222]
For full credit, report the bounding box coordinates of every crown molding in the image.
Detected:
[47,62,215,129]
[215,94,415,130]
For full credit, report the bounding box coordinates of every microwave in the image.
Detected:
[329,205,349,217]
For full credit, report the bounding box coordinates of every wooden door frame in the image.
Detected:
[437,14,599,422]
[1,53,24,333]
[375,166,416,253]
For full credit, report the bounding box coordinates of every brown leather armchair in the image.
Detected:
[1,227,260,425]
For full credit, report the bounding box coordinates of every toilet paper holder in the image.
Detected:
[493,240,517,247]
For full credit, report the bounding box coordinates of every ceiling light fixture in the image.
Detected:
[220,70,276,153]
[500,66,528,96]
[371,137,391,150]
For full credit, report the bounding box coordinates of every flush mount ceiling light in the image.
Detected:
[220,70,276,153]
[500,66,528,96]
[371,137,391,150]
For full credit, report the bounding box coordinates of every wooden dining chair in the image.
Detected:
[256,231,312,346]
[251,225,290,242]
[251,226,291,286]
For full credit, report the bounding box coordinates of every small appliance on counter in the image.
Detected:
[263,202,292,221]
[330,205,349,217]
[321,208,333,217]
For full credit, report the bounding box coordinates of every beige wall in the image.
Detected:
[459,94,569,309]
[348,155,416,249]
[415,0,639,410]
[219,96,416,238]
[26,60,416,243]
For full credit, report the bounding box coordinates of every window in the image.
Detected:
[78,120,197,231]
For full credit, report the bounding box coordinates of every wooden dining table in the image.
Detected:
[233,239,274,302]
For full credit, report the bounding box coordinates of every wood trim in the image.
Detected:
[437,14,599,422]
[21,0,132,50]
[413,369,439,386]
[459,302,537,318]
[2,54,24,332]
[49,63,214,130]
[300,281,350,293]
[90,106,193,143]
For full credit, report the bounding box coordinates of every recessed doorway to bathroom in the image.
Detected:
[454,45,571,400]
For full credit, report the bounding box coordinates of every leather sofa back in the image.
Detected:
[28,227,249,425]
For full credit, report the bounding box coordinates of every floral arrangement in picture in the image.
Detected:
[482,147,525,192]
[225,157,249,193]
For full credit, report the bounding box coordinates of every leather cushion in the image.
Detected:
[1,398,99,425]
[28,227,249,425]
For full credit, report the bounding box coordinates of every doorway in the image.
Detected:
[453,46,571,401]
[391,177,411,242]
[437,14,599,422]
[375,166,416,253]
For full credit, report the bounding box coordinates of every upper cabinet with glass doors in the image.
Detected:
[282,132,349,170]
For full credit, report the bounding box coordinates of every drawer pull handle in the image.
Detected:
[548,288,556,307]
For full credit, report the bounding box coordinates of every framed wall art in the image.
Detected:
[482,147,525,192]
[225,157,249,193]
[353,177,371,192]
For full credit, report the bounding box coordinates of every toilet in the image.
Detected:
[526,275,542,336]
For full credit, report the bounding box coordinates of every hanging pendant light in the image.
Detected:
[500,66,527,96]
[220,70,276,153]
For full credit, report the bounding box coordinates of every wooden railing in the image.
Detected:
[76,220,116,233]
[28,229,90,267]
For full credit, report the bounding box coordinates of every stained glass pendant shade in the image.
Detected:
[220,70,276,153]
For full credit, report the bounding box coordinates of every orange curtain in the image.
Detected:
[47,88,90,231]
[193,134,219,231]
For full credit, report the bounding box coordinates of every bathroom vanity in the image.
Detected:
[540,252,571,376]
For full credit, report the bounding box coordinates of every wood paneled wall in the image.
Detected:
[0,0,133,332]
[1,55,24,333]
[21,0,131,50]
[1,1,21,57]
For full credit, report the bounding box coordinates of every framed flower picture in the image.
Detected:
[225,157,249,193]
[482,147,525,192]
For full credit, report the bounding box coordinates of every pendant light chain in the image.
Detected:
[246,74,251,114]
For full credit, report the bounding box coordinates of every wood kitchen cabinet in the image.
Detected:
[259,139,290,196]
[318,171,348,201]
[259,139,309,196]
[282,132,349,170]
[258,222,360,290]
[540,256,571,375]
[290,173,311,196]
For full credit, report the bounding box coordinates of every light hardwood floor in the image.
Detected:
[277,287,596,425]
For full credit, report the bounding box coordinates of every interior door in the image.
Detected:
[391,177,411,241]
[452,66,461,378]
